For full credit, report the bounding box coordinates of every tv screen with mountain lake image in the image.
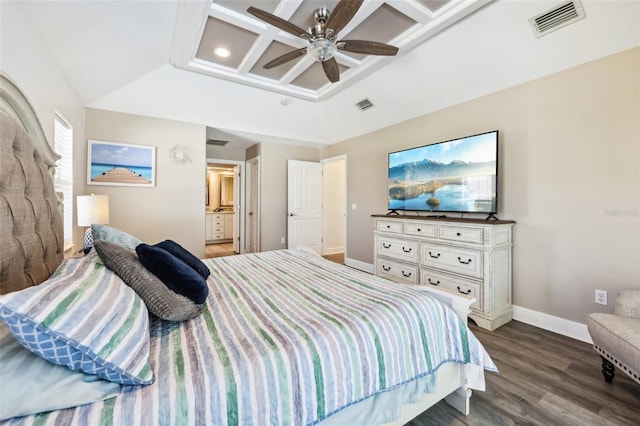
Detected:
[87,140,156,187]
[387,130,498,214]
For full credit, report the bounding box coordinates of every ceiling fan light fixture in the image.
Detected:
[307,38,336,62]
[247,0,397,83]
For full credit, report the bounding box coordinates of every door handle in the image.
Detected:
[288,213,296,217]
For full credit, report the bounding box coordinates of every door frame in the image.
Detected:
[245,156,261,253]
[206,158,245,254]
[321,155,347,257]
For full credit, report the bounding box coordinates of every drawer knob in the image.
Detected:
[386,225,390,228]
[428,278,440,286]
[456,232,461,236]
[402,247,412,253]
[382,265,391,272]
[402,271,412,278]
[457,257,472,265]
[428,251,441,259]
[417,228,421,232]
[383,243,391,249]
[457,286,472,295]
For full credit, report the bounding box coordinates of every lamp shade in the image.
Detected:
[77,195,110,227]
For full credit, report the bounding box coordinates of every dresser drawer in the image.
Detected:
[420,269,481,311]
[405,222,437,238]
[376,236,418,263]
[421,243,483,278]
[376,220,404,234]
[377,258,418,284]
[439,225,483,244]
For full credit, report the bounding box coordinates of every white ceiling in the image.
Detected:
[14,0,640,146]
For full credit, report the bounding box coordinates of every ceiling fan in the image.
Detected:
[247,0,399,83]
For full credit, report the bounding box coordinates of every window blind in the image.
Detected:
[54,114,73,249]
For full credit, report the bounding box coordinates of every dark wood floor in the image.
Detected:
[409,320,640,425]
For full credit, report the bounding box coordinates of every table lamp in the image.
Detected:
[77,194,110,253]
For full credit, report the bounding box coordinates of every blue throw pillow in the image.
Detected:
[136,244,208,305]
[154,240,210,279]
[94,240,206,322]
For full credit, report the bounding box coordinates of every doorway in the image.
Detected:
[205,158,245,257]
[285,157,347,259]
[321,155,346,260]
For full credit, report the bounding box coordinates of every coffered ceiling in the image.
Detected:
[10,1,639,145]
[171,0,490,101]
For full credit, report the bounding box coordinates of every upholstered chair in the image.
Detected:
[587,290,640,384]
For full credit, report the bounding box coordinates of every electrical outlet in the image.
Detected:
[280,237,285,244]
[595,289,608,305]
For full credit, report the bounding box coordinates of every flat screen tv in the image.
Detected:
[387,130,498,215]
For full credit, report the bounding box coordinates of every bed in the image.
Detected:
[0,73,496,425]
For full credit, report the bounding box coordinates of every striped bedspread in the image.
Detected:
[4,249,496,425]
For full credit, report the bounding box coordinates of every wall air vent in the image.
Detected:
[355,98,374,111]
[207,139,229,146]
[529,0,586,38]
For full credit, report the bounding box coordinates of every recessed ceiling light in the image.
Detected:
[213,47,231,58]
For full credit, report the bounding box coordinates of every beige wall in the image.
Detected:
[259,142,320,251]
[206,143,246,161]
[1,2,86,252]
[85,108,207,257]
[323,47,640,324]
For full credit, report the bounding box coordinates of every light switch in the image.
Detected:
[351,203,357,210]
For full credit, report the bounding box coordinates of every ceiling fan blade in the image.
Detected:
[247,6,310,39]
[263,48,307,69]
[338,40,399,56]
[322,57,340,83]
[325,0,364,36]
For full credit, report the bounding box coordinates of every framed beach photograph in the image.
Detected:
[87,140,156,187]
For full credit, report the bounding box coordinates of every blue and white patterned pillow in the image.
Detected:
[0,252,153,386]
[91,224,142,250]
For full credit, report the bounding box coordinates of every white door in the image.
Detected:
[288,160,322,254]
[246,157,260,253]
[232,165,240,253]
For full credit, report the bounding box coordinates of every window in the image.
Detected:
[54,113,73,250]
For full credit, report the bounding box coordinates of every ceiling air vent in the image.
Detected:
[207,139,229,146]
[355,98,374,111]
[529,0,586,38]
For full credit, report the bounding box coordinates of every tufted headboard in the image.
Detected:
[0,73,64,294]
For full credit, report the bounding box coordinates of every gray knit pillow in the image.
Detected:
[93,240,206,321]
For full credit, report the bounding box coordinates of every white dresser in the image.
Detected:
[373,215,515,330]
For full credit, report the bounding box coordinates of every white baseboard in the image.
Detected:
[512,305,592,344]
[345,257,374,274]
[323,246,345,255]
